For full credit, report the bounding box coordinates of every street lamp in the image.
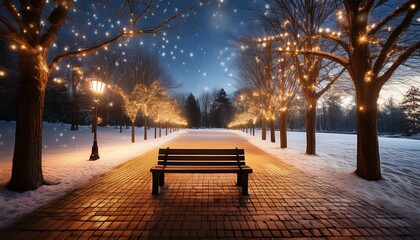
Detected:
[88,78,105,160]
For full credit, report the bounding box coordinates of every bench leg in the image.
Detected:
[152,172,159,195]
[241,173,249,196]
[236,173,242,186]
[159,172,165,186]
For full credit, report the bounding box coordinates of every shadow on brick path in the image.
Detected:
[1,130,419,239]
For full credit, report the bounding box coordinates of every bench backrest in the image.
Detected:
[158,148,245,167]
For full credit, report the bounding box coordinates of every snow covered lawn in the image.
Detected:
[0,121,181,228]
[235,129,420,222]
[0,122,419,228]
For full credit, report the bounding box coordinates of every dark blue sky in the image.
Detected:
[155,0,261,95]
[44,1,264,96]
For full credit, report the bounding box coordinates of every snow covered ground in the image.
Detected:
[235,129,420,222]
[0,122,419,228]
[0,121,181,228]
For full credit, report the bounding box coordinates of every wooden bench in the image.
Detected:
[150,148,253,196]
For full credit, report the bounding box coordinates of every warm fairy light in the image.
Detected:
[358,35,368,43]
[410,4,416,9]
[0,70,5,77]
[364,70,373,83]
[359,106,364,111]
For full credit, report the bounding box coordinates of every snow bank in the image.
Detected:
[0,122,181,228]
[234,129,420,222]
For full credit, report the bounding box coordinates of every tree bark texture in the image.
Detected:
[261,118,267,140]
[154,125,157,139]
[9,52,48,191]
[144,117,147,140]
[71,85,79,131]
[279,111,288,148]
[355,85,382,180]
[270,118,275,143]
[131,122,135,143]
[305,99,317,155]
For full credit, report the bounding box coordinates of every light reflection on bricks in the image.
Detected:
[1,130,419,239]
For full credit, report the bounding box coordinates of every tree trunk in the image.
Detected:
[270,118,275,143]
[144,117,147,140]
[305,99,317,155]
[154,124,157,139]
[9,52,48,191]
[262,118,267,140]
[131,121,135,143]
[355,88,382,180]
[279,111,288,148]
[71,86,79,131]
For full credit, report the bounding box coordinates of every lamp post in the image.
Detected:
[88,78,105,160]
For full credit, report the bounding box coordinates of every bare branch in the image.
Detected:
[132,0,158,24]
[316,68,346,98]
[5,0,22,28]
[0,15,18,35]
[49,31,128,69]
[41,1,74,48]
[378,41,420,88]
[49,5,194,69]
[372,4,418,77]
[369,0,415,36]
[317,33,351,56]
[277,50,350,71]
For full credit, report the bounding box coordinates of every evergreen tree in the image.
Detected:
[212,89,233,128]
[378,97,404,134]
[184,93,201,128]
[400,86,420,135]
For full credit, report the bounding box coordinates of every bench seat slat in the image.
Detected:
[158,148,244,155]
[158,155,245,161]
[151,166,253,173]
[157,161,245,166]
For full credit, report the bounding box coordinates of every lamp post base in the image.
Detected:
[89,141,100,160]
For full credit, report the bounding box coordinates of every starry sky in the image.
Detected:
[55,0,263,96]
[42,0,264,97]
[118,0,263,96]
[155,0,262,95]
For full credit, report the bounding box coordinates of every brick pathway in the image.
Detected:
[1,130,419,239]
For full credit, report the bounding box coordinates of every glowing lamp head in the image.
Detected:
[89,79,105,94]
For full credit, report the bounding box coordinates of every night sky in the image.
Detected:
[50,0,264,96]
[156,1,261,95]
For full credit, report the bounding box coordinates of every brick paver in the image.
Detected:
[1,130,419,239]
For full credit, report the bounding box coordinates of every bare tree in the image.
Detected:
[236,37,277,142]
[199,92,212,128]
[0,0,201,191]
[293,0,419,180]
[263,0,344,154]
[274,56,300,148]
